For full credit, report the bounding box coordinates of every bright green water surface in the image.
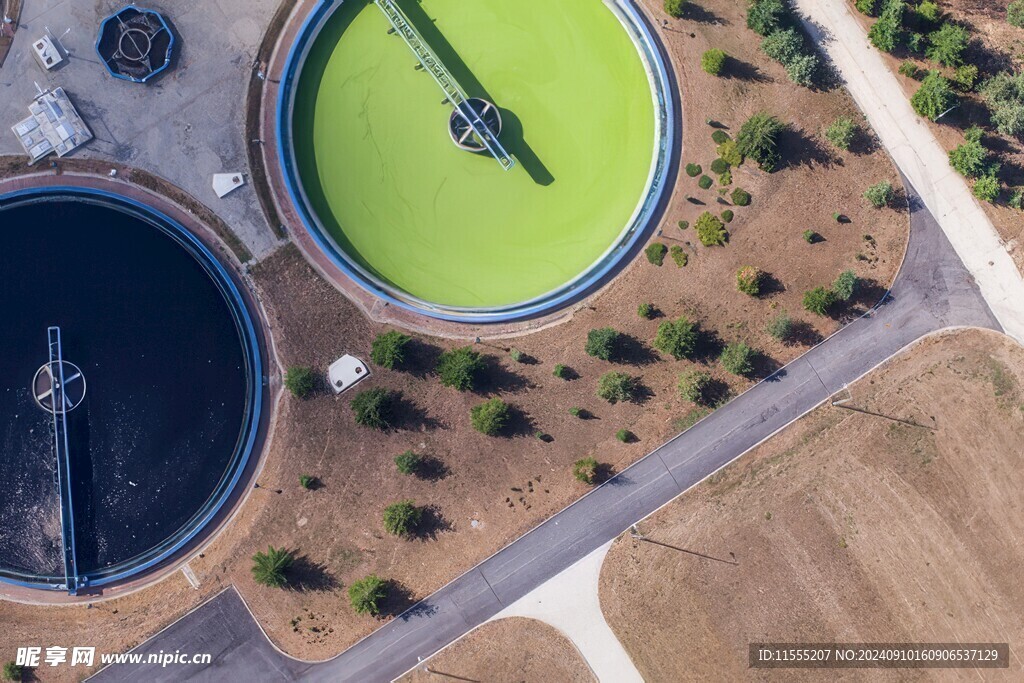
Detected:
[294,0,655,308]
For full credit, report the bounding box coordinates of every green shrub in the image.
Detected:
[833,270,859,301]
[348,574,387,615]
[509,348,525,363]
[585,327,621,361]
[573,457,600,485]
[948,127,987,178]
[471,398,510,436]
[670,245,688,267]
[980,71,1024,137]
[973,173,1000,202]
[952,64,979,91]
[864,181,895,208]
[597,372,640,404]
[698,174,714,190]
[436,346,485,391]
[299,474,315,489]
[785,53,819,87]
[1009,188,1024,210]
[825,117,857,150]
[803,286,838,315]
[855,0,877,16]
[803,229,818,243]
[1010,0,1024,27]
[702,48,728,75]
[762,28,803,65]
[917,0,941,23]
[911,71,957,119]
[284,366,316,399]
[638,302,656,319]
[710,157,730,174]
[653,317,698,360]
[719,169,733,186]
[351,387,395,430]
[695,211,728,246]
[678,219,690,230]
[383,500,422,536]
[926,23,969,66]
[711,129,731,144]
[907,31,927,54]
[678,369,712,404]
[766,310,793,341]
[721,209,734,223]
[736,112,784,172]
[747,0,786,36]
[685,162,702,177]
[665,0,687,18]
[646,242,668,265]
[736,266,764,296]
[569,406,586,418]
[553,363,571,379]
[370,330,411,369]
[251,546,293,588]
[898,60,919,78]
[616,428,635,443]
[394,450,423,475]
[2,663,21,682]
[720,342,756,377]
[717,140,743,166]
[731,187,751,206]
[868,0,905,52]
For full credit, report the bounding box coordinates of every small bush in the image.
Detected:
[917,0,941,23]
[803,229,818,244]
[573,457,600,485]
[803,286,838,315]
[284,366,316,399]
[251,546,293,588]
[720,342,755,377]
[348,574,387,615]
[747,0,786,36]
[678,219,690,230]
[299,474,315,489]
[370,330,411,369]
[436,346,485,391]
[553,363,571,380]
[471,398,511,436]
[685,162,702,177]
[898,60,919,78]
[731,187,751,206]
[833,270,859,301]
[698,175,714,190]
[383,500,422,536]
[654,317,698,360]
[585,328,621,361]
[825,117,857,150]
[351,387,395,430]
[695,211,728,246]
[1010,0,1024,27]
[717,140,743,166]
[670,245,688,267]
[721,210,734,223]
[508,348,524,363]
[719,169,733,186]
[701,48,728,75]
[766,310,793,341]
[678,369,712,404]
[869,0,905,52]
[710,157,730,174]
[2,663,22,682]
[949,127,987,178]
[864,181,895,208]
[911,71,957,120]
[1009,188,1024,210]
[762,28,803,65]
[736,112,784,172]
[952,64,979,91]
[665,0,687,18]
[980,72,1024,138]
[736,266,764,296]
[394,450,423,475]
[926,22,969,66]
[638,302,656,319]
[855,0,877,15]
[616,428,635,443]
[711,129,731,144]
[786,53,819,87]
[597,372,640,404]
[973,174,1000,203]
[646,242,668,266]
[569,406,586,418]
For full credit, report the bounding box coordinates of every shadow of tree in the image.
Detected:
[778,126,840,170]
[392,393,444,431]
[414,505,453,541]
[750,351,782,381]
[476,355,530,394]
[680,3,728,25]
[501,404,537,437]
[402,338,442,379]
[415,455,450,481]
[726,58,771,83]
[288,555,339,593]
[787,320,824,347]
[615,334,660,366]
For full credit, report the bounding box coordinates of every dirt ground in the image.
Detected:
[0,0,908,676]
[854,0,1024,271]
[397,617,593,683]
[600,328,1024,682]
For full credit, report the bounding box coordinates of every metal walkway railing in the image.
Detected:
[47,326,80,594]
[374,0,515,171]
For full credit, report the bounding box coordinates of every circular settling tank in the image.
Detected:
[0,190,262,591]
[284,0,672,318]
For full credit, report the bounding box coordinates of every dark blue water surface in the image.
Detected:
[0,196,249,582]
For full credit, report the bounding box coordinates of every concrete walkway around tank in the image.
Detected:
[793,0,1024,344]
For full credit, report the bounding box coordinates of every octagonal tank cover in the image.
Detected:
[328,355,370,395]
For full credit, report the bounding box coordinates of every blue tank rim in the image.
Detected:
[95,4,175,84]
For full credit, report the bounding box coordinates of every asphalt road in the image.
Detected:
[89,179,1001,683]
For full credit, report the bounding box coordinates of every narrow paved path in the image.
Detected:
[90,179,1000,682]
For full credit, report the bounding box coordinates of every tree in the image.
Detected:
[251,546,293,588]
[786,53,819,87]
[747,0,787,36]
[394,450,422,475]
[1009,187,1024,210]
[678,369,713,404]
[436,346,485,391]
[737,112,784,171]
[665,0,687,18]
[653,317,698,360]
[573,457,600,485]
[833,270,859,301]
[471,397,510,436]
[868,0,904,52]
[351,387,395,430]
[762,28,803,65]
[597,372,640,404]
[646,242,667,265]
[731,187,752,206]
[638,302,656,319]
[701,48,727,75]
[1010,0,1024,28]
[973,173,1001,202]
[766,310,793,341]
[911,71,957,120]
[980,71,1024,137]
[948,127,987,178]
[720,342,756,377]
[718,140,744,166]
[349,575,388,615]
[926,23,969,66]
[299,474,315,489]
[383,500,422,536]
[585,327,621,361]
[3,663,22,682]
[855,0,878,16]
[803,286,838,315]
[917,1,941,24]
[864,181,895,208]
[825,117,857,150]
[695,211,729,246]
[370,330,411,369]
[736,266,764,296]
[284,366,316,399]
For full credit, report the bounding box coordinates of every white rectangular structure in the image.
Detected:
[11,87,93,164]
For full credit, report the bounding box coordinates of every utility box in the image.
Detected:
[32,36,64,71]
[328,355,370,395]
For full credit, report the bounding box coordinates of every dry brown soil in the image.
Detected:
[397,617,594,683]
[600,328,1024,682]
